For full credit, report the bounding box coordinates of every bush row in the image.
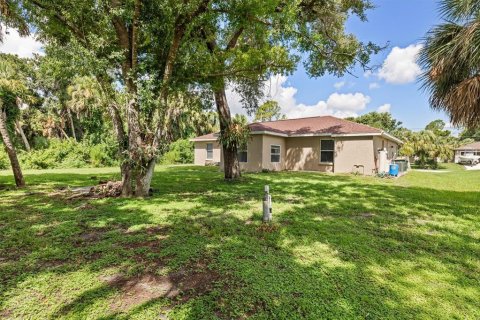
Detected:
[0,138,194,170]
[0,138,118,170]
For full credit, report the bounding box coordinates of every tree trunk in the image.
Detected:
[0,110,25,187]
[135,159,155,197]
[123,98,142,196]
[121,161,133,197]
[213,85,240,180]
[74,112,83,140]
[15,120,31,151]
[66,108,77,141]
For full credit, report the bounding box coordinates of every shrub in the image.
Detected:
[18,138,118,169]
[160,139,194,165]
[0,150,9,170]
[89,142,118,167]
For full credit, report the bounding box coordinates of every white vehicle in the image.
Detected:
[458,155,480,165]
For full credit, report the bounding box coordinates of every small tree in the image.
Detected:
[254,101,286,122]
[401,130,455,169]
[425,119,451,137]
[346,112,404,136]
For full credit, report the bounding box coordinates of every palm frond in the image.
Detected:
[439,0,480,22]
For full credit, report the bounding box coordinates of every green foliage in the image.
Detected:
[425,119,451,137]
[459,127,480,141]
[420,0,480,128]
[254,100,286,122]
[18,138,117,169]
[346,112,405,136]
[400,130,456,169]
[0,150,9,170]
[219,114,250,150]
[160,139,194,165]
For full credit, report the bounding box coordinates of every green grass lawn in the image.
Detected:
[0,164,479,319]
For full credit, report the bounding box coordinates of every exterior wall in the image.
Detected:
[284,137,333,172]
[261,135,287,171]
[455,149,480,163]
[373,136,398,160]
[334,137,375,175]
[210,133,400,175]
[239,135,263,172]
[194,141,221,165]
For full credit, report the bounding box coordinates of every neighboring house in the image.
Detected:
[454,142,480,163]
[191,115,402,175]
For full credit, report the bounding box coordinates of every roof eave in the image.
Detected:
[381,132,403,144]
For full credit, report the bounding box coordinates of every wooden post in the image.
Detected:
[263,185,272,222]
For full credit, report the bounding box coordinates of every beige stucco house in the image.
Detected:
[454,142,480,163]
[191,116,402,175]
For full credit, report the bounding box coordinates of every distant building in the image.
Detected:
[454,142,480,163]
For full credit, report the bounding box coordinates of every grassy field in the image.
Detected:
[0,164,479,319]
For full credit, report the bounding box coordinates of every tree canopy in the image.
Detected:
[346,111,404,136]
[254,100,286,122]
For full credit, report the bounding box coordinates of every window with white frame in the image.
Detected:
[206,143,213,160]
[320,139,334,163]
[238,147,248,162]
[270,145,281,163]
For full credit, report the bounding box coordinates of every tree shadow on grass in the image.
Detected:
[0,166,479,319]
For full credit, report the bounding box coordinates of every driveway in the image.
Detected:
[464,163,480,170]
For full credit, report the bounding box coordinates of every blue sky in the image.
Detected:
[0,1,450,131]
[285,0,448,131]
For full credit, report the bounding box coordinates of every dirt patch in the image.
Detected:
[39,258,67,269]
[123,240,160,250]
[256,223,279,233]
[73,228,109,246]
[75,203,96,211]
[0,308,12,318]
[125,226,171,236]
[107,260,220,312]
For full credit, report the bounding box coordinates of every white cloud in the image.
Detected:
[227,75,371,120]
[364,70,373,78]
[378,44,423,84]
[334,81,345,89]
[326,92,370,112]
[369,82,380,89]
[377,103,391,113]
[0,25,43,58]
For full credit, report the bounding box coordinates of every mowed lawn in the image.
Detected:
[0,165,479,319]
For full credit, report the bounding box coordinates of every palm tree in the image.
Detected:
[420,0,480,128]
[66,76,104,140]
[401,130,455,169]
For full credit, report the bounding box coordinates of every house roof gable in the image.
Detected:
[249,115,382,135]
[191,116,402,143]
[455,141,480,150]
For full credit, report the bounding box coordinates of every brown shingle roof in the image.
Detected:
[190,133,219,141]
[455,141,480,150]
[249,115,382,135]
[191,116,396,142]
